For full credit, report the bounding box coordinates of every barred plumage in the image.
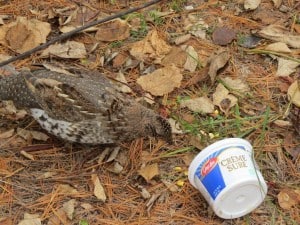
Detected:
[0,69,172,144]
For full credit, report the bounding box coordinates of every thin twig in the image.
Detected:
[0,0,164,67]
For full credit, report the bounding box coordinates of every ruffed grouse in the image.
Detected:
[0,69,172,144]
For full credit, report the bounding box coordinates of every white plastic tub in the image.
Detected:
[188,138,268,219]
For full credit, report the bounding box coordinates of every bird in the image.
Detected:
[0,69,172,144]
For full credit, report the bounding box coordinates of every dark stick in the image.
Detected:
[0,0,164,67]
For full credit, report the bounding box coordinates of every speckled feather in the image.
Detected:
[0,70,172,144]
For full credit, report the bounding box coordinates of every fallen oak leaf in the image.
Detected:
[0,17,50,53]
[137,64,182,96]
[180,97,214,114]
[138,163,159,182]
[95,19,130,42]
[130,30,171,61]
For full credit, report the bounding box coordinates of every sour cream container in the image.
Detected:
[188,138,268,219]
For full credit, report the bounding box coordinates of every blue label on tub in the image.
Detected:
[195,146,246,200]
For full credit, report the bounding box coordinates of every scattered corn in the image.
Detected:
[173,166,182,172]
[176,180,185,187]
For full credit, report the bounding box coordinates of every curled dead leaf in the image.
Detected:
[264,42,292,53]
[130,30,171,61]
[208,51,230,82]
[258,24,300,48]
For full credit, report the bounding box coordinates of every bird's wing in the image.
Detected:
[23,72,104,122]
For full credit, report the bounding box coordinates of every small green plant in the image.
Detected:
[237,33,247,46]
[109,40,123,48]
[148,10,165,26]
[169,0,187,12]
[127,13,148,40]
[79,219,89,225]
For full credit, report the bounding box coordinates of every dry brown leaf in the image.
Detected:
[138,163,159,182]
[63,199,76,220]
[47,208,67,225]
[168,118,183,134]
[91,174,106,202]
[130,30,171,61]
[180,97,215,114]
[42,41,87,59]
[20,150,34,160]
[113,52,129,68]
[273,119,292,128]
[0,101,17,114]
[0,17,50,53]
[272,0,282,7]
[287,81,300,107]
[276,58,300,77]
[208,51,230,82]
[184,15,208,39]
[95,19,130,42]
[59,7,100,33]
[80,203,93,210]
[115,72,132,93]
[17,213,41,225]
[264,42,292,53]
[137,64,182,96]
[277,189,300,209]
[106,161,124,174]
[57,184,78,195]
[0,129,15,139]
[213,83,238,113]
[184,45,198,72]
[212,27,236,46]
[0,218,13,225]
[244,0,261,10]
[173,34,191,45]
[258,25,300,48]
[140,187,151,199]
[161,47,187,68]
[162,180,179,192]
[106,147,121,163]
[181,98,213,113]
[17,128,49,142]
[221,77,250,94]
[37,171,57,179]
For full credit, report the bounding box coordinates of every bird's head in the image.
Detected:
[145,116,172,144]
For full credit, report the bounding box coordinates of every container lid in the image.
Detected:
[214,180,267,219]
[188,138,252,188]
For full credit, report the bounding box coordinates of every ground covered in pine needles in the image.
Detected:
[0,0,299,224]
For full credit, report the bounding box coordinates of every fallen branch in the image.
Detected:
[0,0,164,67]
